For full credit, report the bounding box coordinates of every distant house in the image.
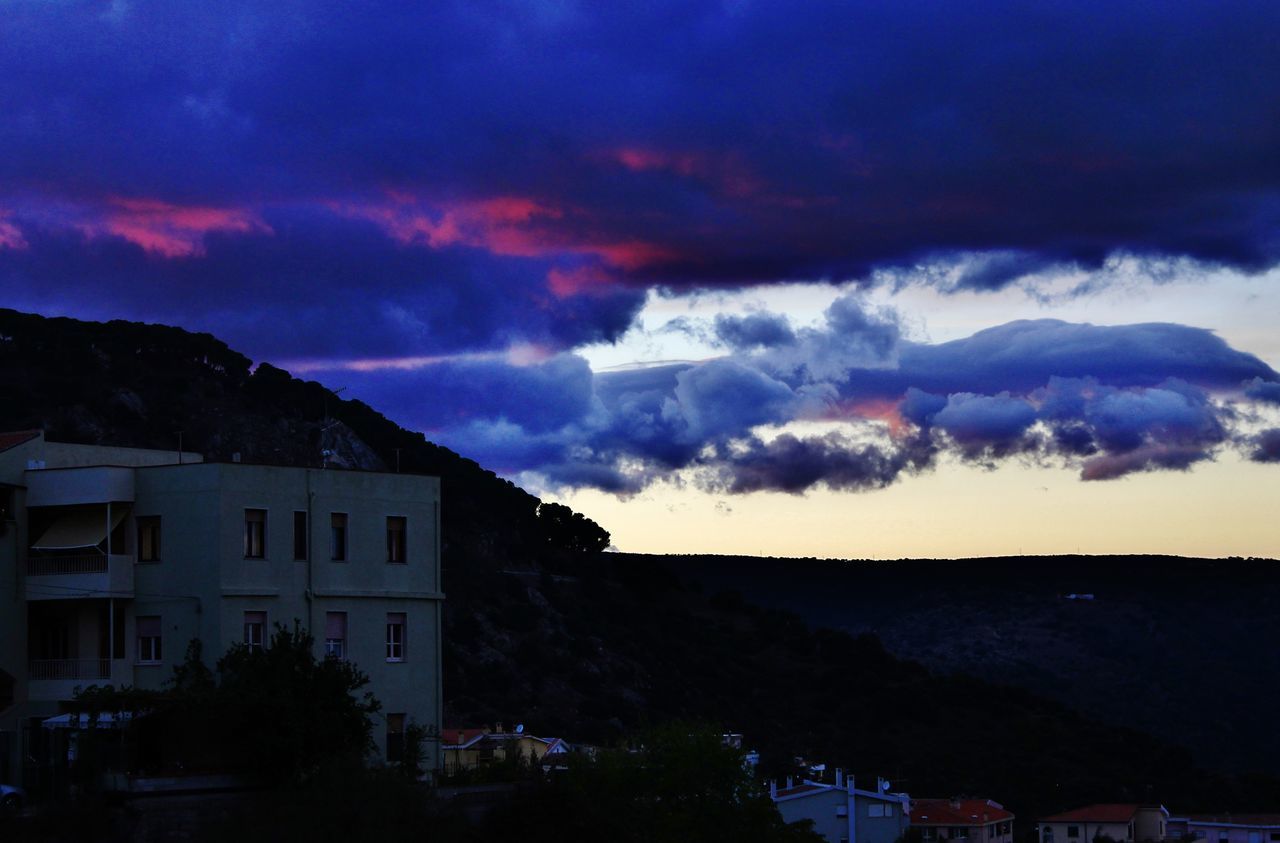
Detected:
[912,797,1015,843]
[771,770,910,843]
[1039,804,1170,843]
[442,724,569,774]
[1168,814,1280,843]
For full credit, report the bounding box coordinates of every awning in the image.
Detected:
[32,506,128,551]
[42,711,139,729]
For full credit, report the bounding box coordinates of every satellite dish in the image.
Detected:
[881,779,891,792]
[516,724,524,734]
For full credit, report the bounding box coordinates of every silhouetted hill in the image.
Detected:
[4,309,1278,829]
[623,553,1280,776]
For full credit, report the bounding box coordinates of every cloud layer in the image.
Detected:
[322,298,1280,494]
[3,1,1280,364]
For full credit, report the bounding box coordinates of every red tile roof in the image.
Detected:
[0,430,40,453]
[1041,805,1145,824]
[441,728,487,747]
[913,799,1015,825]
[773,784,830,799]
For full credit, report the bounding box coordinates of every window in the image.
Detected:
[1269,834,1280,842]
[325,612,347,659]
[869,804,887,818]
[137,516,161,562]
[386,713,405,763]
[330,513,347,561]
[948,828,965,839]
[1044,828,1055,843]
[387,516,406,563]
[884,805,895,818]
[137,616,162,663]
[386,612,405,661]
[1248,833,1260,843]
[1069,828,1081,840]
[923,830,939,841]
[990,827,998,840]
[244,509,266,558]
[836,805,849,818]
[293,511,308,560]
[244,611,266,651]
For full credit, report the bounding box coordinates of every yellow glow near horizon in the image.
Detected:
[548,451,1280,560]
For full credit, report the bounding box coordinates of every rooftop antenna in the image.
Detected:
[394,447,402,473]
[176,430,184,465]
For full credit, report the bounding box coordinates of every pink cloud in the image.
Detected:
[98,197,269,257]
[0,212,27,251]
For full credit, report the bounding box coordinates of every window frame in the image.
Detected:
[244,509,267,559]
[330,512,348,562]
[136,515,162,563]
[324,611,347,660]
[386,515,407,564]
[244,611,267,652]
[386,612,406,662]
[136,615,162,664]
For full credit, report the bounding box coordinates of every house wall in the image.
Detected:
[777,789,848,843]
[0,444,445,786]
[855,793,909,843]
[1171,821,1280,843]
[1042,821,1135,843]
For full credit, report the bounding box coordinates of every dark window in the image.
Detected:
[325,612,347,659]
[330,513,348,561]
[137,616,162,663]
[1068,829,1081,840]
[293,511,308,560]
[387,516,406,563]
[386,713,405,763]
[137,516,161,562]
[244,611,266,651]
[244,509,266,558]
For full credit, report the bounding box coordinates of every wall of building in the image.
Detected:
[777,790,848,843]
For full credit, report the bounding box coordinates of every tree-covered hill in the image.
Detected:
[4,308,1277,832]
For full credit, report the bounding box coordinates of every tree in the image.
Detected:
[213,622,381,779]
[479,723,823,842]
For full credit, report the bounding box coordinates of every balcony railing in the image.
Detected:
[29,658,112,681]
[28,554,110,576]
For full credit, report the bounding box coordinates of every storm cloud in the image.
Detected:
[3,1,1280,367]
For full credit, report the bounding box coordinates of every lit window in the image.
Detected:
[325,612,347,659]
[331,513,348,561]
[137,616,162,663]
[387,516,406,563]
[244,509,266,558]
[244,611,266,651]
[386,612,406,661]
[137,516,161,562]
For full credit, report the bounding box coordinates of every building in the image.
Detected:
[441,724,570,774]
[1039,805,1170,843]
[912,797,1015,843]
[0,431,443,788]
[771,770,911,843]
[1167,814,1280,843]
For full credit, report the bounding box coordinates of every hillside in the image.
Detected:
[4,308,1279,829]
[628,553,1280,776]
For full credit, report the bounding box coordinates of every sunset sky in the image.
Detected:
[2,1,1279,558]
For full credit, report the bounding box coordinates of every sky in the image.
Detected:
[2,0,1279,558]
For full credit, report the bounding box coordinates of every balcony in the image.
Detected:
[27,658,130,701]
[26,553,134,600]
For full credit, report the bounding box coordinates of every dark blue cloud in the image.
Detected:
[321,312,1280,494]
[713,313,796,350]
[1245,378,1280,406]
[1252,429,1280,463]
[2,0,1280,340]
